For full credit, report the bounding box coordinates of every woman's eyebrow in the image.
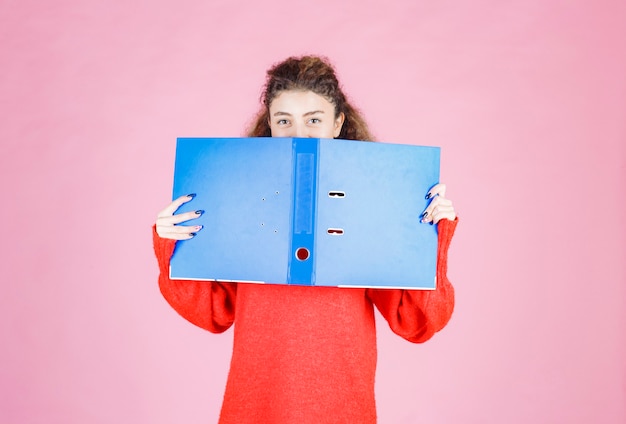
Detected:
[303,110,325,116]
[272,110,325,117]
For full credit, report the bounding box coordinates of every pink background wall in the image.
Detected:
[1,0,624,423]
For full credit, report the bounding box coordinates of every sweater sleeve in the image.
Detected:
[366,218,457,343]
[152,226,237,333]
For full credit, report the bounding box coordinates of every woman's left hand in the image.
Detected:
[421,183,456,224]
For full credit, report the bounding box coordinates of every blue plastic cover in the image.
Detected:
[170,137,440,289]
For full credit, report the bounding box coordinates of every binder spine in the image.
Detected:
[287,138,319,285]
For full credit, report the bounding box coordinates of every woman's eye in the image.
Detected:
[309,118,321,124]
[277,119,289,125]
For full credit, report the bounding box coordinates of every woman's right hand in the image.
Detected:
[155,194,204,240]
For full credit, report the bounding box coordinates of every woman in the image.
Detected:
[154,55,457,423]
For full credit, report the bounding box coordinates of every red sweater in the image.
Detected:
[153,218,457,423]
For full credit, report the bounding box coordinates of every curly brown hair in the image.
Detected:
[246,56,374,141]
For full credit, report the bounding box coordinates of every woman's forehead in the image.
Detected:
[269,90,335,113]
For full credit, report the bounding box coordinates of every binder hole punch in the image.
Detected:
[295,247,310,261]
[327,228,344,235]
[328,191,345,198]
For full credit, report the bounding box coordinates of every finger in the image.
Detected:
[431,208,456,224]
[429,201,456,224]
[421,196,443,221]
[157,209,204,227]
[157,231,197,241]
[157,224,204,240]
[426,183,446,200]
[157,222,203,235]
[421,196,453,224]
[157,194,196,219]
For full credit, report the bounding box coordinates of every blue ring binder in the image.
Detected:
[170,137,440,290]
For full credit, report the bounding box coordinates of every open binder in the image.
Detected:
[170,137,440,289]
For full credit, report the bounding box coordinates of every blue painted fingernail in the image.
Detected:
[189,232,197,237]
[420,211,428,219]
[187,193,197,199]
[195,210,204,215]
[425,192,432,200]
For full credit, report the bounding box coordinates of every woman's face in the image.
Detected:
[268,90,345,138]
